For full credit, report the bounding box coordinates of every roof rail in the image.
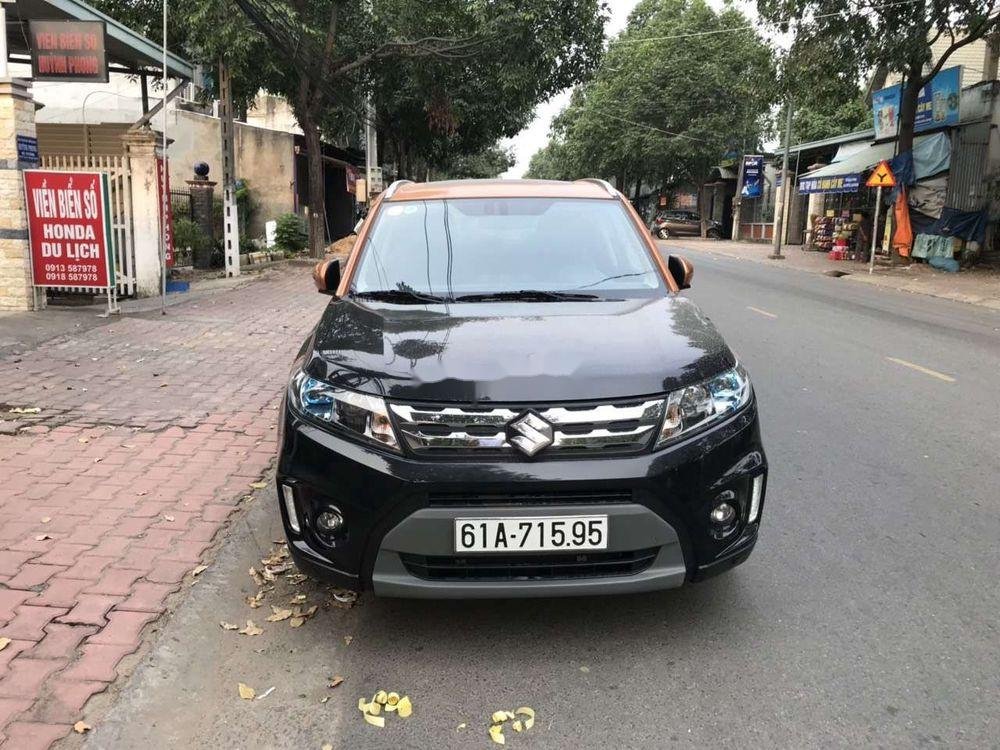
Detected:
[382,179,414,200]
[575,178,618,197]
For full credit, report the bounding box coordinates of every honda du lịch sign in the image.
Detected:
[23,170,116,289]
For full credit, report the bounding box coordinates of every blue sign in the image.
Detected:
[872,66,961,140]
[16,135,39,164]
[798,174,861,195]
[741,155,764,198]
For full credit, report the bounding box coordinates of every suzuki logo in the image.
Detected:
[507,411,554,457]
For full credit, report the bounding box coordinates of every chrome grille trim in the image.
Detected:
[389,399,664,456]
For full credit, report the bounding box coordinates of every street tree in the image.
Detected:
[758,0,1000,153]
[431,146,515,181]
[528,0,776,231]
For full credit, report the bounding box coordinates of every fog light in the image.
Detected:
[710,502,736,525]
[281,484,300,534]
[316,508,344,534]
[749,474,763,523]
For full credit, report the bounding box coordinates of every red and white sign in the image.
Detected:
[156,156,175,267]
[23,170,114,288]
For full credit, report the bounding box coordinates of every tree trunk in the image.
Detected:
[303,119,326,258]
[897,63,923,155]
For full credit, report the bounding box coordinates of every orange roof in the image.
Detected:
[385,179,618,202]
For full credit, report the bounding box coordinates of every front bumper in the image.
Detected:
[277,400,766,598]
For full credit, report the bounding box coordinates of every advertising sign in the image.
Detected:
[741,155,764,198]
[23,170,115,288]
[156,157,175,267]
[872,66,961,140]
[346,165,359,194]
[29,20,108,83]
[797,174,861,195]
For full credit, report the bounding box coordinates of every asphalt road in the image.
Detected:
[83,249,1000,750]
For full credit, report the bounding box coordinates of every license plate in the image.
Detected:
[454,516,608,553]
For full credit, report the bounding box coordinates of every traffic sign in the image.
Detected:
[866,160,896,188]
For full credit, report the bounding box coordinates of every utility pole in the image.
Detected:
[770,98,793,259]
[365,100,377,205]
[219,61,241,277]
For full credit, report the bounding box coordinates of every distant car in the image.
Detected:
[653,211,722,240]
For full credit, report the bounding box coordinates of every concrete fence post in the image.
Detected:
[0,77,44,311]
[123,128,163,297]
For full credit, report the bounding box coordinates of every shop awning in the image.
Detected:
[798,132,950,195]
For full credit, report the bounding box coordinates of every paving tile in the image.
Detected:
[86,611,158,647]
[3,720,73,750]
[41,678,106,723]
[57,643,135,683]
[0,697,32,730]
[84,568,143,597]
[30,577,91,609]
[0,657,66,698]
[32,624,97,661]
[55,594,122,627]
[116,582,178,614]
[0,606,68,642]
[0,591,32,626]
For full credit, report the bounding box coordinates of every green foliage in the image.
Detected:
[172,217,212,265]
[527,0,776,193]
[789,96,871,144]
[433,146,515,180]
[274,213,308,253]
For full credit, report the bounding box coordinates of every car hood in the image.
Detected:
[308,295,735,403]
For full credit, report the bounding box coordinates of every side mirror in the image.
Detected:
[667,255,693,290]
[313,259,341,295]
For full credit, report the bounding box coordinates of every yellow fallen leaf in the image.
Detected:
[78,437,89,444]
[320,696,330,704]
[329,675,344,688]
[368,702,381,716]
[515,706,535,730]
[266,607,293,622]
[246,591,264,608]
[239,620,263,636]
[323,745,333,750]
[220,621,239,630]
[374,690,388,705]
[291,593,306,603]
[35,534,53,541]
[191,564,208,577]
[491,710,515,723]
[363,712,385,728]
[579,665,590,673]
[357,698,368,712]
[73,721,91,733]
[40,516,51,523]
[512,720,523,733]
[10,406,41,414]
[0,638,10,652]
[386,692,400,706]
[289,617,305,628]
[248,567,265,586]
[489,724,505,745]
[238,683,256,700]
[163,515,175,522]
[396,695,412,718]
[343,635,353,646]
[457,723,467,730]
[249,481,267,489]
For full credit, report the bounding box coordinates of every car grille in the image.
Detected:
[400,548,658,581]
[427,489,633,506]
[389,399,664,458]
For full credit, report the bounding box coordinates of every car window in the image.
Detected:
[353,197,664,298]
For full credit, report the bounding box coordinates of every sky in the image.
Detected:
[500,0,768,178]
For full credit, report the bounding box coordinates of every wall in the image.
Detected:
[884,37,989,89]
[166,109,295,237]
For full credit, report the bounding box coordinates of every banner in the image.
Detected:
[872,67,961,140]
[346,165,359,194]
[798,174,861,194]
[156,157,175,268]
[741,155,764,198]
[29,20,109,83]
[23,170,115,288]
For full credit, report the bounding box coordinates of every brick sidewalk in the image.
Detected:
[0,267,326,748]
[660,238,1000,311]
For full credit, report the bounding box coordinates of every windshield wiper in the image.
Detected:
[454,290,601,303]
[353,289,452,304]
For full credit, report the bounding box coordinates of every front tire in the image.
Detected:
[656,227,670,240]
[706,228,721,240]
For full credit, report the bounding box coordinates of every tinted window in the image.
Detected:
[353,198,664,298]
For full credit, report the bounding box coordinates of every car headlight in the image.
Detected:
[655,364,751,448]
[288,370,400,452]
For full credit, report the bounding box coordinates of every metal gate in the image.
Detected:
[39,154,137,296]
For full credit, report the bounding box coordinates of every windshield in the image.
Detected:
[351,198,664,300]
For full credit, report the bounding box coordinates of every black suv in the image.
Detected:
[278,179,766,598]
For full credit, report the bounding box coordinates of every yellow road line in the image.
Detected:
[747,306,777,319]
[885,357,956,383]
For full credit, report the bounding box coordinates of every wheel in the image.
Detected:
[656,227,670,240]
[706,228,721,240]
